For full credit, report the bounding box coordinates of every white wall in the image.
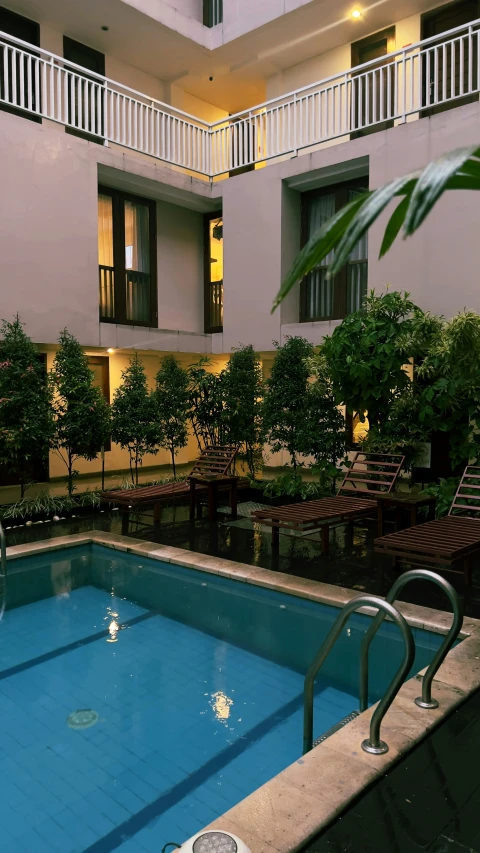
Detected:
[156,201,205,333]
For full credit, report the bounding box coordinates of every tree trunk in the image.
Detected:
[67,450,73,497]
[135,445,139,486]
[129,454,135,486]
[171,445,176,478]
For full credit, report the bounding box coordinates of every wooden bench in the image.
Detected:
[374,465,480,585]
[251,452,404,555]
[100,445,239,528]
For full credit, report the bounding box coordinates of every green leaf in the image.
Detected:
[330,174,418,276]
[404,145,480,236]
[379,195,411,258]
[271,193,369,312]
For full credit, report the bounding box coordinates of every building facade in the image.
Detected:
[0,0,479,479]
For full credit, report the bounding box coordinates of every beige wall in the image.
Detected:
[44,349,229,480]
[156,201,205,333]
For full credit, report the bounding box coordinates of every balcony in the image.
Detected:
[1,18,479,180]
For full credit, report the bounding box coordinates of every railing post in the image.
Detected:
[292,92,298,156]
[103,79,109,146]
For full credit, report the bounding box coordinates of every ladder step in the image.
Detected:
[313,710,360,746]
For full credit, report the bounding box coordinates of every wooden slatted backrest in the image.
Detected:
[449,465,480,518]
[190,445,238,478]
[338,451,405,498]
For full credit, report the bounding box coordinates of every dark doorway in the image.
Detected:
[63,37,105,143]
[351,27,396,137]
[421,0,480,115]
[0,5,41,123]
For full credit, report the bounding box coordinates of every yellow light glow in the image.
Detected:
[211,691,233,722]
[351,8,362,19]
[107,348,115,354]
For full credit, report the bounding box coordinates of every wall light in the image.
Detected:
[107,348,115,354]
[351,8,362,19]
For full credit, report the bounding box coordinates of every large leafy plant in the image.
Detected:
[111,354,159,485]
[51,331,110,496]
[0,316,55,497]
[153,355,190,477]
[187,357,225,451]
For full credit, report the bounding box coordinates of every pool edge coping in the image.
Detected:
[6,530,480,853]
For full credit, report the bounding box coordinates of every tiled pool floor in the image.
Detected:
[0,587,356,853]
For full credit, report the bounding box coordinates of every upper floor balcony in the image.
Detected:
[1,12,480,180]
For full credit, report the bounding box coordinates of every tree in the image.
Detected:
[153,355,189,477]
[111,353,159,485]
[321,291,419,429]
[221,345,264,476]
[0,315,55,497]
[187,357,225,451]
[274,145,480,310]
[302,355,346,487]
[262,336,314,470]
[51,330,110,497]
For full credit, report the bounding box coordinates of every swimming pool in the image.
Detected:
[1,541,447,853]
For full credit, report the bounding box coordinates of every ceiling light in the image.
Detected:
[107,348,115,354]
[351,9,362,19]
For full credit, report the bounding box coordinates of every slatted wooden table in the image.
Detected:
[376,492,436,536]
[189,475,239,522]
[251,452,404,555]
[252,495,378,553]
[374,465,480,585]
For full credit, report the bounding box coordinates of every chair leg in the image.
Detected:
[121,507,129,535]
[322,525,330,555]
[153,502,162,527]
[464,556,473,587]
[272,525,279,551]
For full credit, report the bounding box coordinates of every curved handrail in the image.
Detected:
[359,570,463,713]
[303,594,415,756]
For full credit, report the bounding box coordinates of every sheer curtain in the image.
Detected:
[306,192,335,319]
[346,187,368,314]
[124,200,150,323]
[98,194,114,318]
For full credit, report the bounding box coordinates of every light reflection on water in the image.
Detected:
[210,691,233,722]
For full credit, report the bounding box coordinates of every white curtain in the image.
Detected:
[98,194,113,266]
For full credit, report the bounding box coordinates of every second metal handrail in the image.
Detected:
[359,569,463,712]
[303,594,415,756]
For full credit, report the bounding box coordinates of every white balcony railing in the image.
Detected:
[1,18,480,180]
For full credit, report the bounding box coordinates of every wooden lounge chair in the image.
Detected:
[251,452,404,555]
[100,445,239,528]
[374,465,480,585]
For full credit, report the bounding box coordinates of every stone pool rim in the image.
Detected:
[6,530,480,853]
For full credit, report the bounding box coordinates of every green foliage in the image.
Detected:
[111,353,159,485]
[0,315,55,497]
[423,478,460,518]
[275,145,480,309]
[187,357,225,451]
[262,470,335,501]
[262,337,314,470]
[304,356,347,480]
[321,291,418,428]
[415,311,480,467]
[222,345,264,476]
[0,488,101,520]
[153,355,190,477]
[51,330,110,496]
[361,389,428,472]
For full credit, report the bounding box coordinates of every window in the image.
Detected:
[98,187,157,327]
[203,0,223,27]
[204,212,223,332]
[63,37,105,142]
[0,5,41,123]
[300,179,368,322]
[421,0,479,116]
[351,27,396,137]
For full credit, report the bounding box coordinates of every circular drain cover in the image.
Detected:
[67,709,99,730]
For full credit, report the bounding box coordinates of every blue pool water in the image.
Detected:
[0,544,446,853]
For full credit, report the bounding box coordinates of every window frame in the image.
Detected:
[300,177,369,323]
[87,355,111,451]
[204,210,224,333]
[98,185,158,328]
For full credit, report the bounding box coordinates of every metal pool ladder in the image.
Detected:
[303,571,463,756]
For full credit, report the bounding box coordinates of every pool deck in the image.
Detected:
[6,530,480,853]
